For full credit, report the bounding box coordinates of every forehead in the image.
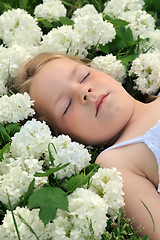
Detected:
[34,57,82,80]
[30,57,79,91]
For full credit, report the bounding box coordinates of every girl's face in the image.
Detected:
[30,57,135,144]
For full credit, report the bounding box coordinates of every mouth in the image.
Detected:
[95,94,109,116]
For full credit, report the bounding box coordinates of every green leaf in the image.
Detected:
[82,163,100,175]
[99,44,110,54]
[66,173,89,193]
[0,142,10,161]
[141,236,150,240]
[5,123,20,137]
[1,2,12,12]
[118,54,138,67]
[125,27,134,42]
[67,164,99,193]
[20,0,29,10]
[0,123,10,143]
[38,19,54,28]
[59,17,74,26]
[144,0,160,18]
[116,26,133,47]
[110,19,129,27]
[34,163,70,177]
[28,187,68,225]
[61,0,73,7]
[103,15,129,26]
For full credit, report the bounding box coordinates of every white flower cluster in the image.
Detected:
[73,12,116,48]
[103,0,145,19]
[0,189,107,239]
[0,207,50,240]
[103,0,155,40]
[0,167,124,239]
[91,54,126,83]
[34,0,67,22]
[47,135,91,179]
[0,157,47,205]
[68,188,108,238]
[0,9,42,47]
[71,4,98,20]
[0,45,35,92]
[139,29,160,53]
[40,7,116,57]
[0,93,35,124]
[130,51,160,94]
[120,10,155,40]
[54,188,108,239]
[10,118,52,159]
[90,168,125,219]
[39,25,86,56]
[9,123,91,179]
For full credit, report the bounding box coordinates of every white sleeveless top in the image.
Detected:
[100,120,160,193]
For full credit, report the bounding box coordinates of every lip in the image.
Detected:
[95,94,109,116]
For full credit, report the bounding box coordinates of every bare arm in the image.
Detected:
[96,151,160,239]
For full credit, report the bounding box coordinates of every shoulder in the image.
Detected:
[95,143,149,176]
[95,148,127,169]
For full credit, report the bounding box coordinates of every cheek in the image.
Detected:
[65,107,87,127]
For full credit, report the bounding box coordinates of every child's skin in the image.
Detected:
[30,57,160,239]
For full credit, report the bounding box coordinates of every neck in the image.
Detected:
[126,99,148,125]
[109,99,148,146]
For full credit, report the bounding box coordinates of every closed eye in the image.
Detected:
[63,99,72,115]
[80,72,90,83]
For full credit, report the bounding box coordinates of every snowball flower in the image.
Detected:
[0,93,35,124]
[52,188,108,239]
[103,0,145,19]
[0,44,36,88]
[46,135,91,179]
[90,168,125,219]
[0,189,108,240]
[0,207,53,240]
[68,188,108,239]
[10,118,52,159]
[0,157,47,206]
[72,4,98,20]
[120,10,155,40]
[139,29,160,53]
[91,54,126,83]
[0,8,42,46]
[34,0,66,22]
[40,25,87,56]
[130,51,160,94]
[74,13,116,48]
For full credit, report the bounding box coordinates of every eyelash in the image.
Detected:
[80,72,90,83]
[63,72,90,115]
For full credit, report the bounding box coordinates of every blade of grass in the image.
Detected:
[141,200,155,232]
[7,194,21,240]
[17,213,40,240]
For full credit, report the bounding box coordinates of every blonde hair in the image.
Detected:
[16,52,86,135]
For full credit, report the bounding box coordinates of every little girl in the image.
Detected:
[17,52,160,239]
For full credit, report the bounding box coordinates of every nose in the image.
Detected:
[83,88,92,100]
[75,84,93,104]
